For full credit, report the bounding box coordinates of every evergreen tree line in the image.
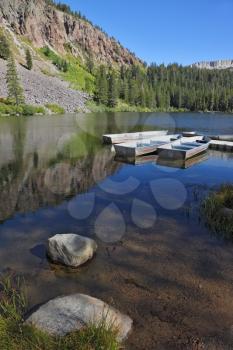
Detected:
[94,64,233,112]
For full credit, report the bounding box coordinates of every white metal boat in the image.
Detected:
[103,130,168,144]
[113,135,180,158]
[157,138,209,160]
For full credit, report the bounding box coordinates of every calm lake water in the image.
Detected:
[0,112,233,349]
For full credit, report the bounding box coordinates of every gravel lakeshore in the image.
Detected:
[0,59,89,113]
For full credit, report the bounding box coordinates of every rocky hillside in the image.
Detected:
[0,58,89,112]
[191,60,233,70]
[0,0,141,67]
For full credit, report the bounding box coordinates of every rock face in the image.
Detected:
[191,60,233,70]
[0,0,141,66]
[25,294,133,341]
[47,234,98,267]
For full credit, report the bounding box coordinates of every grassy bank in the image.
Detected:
[0,99,45,117]
[0,99,67,116]
[202,184,233,239]
[45,103,65,114]
[0,276,120,350]
[86,100,188,113]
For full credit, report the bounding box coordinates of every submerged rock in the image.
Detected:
[220,207,233,218]
[47,234,97,267]
[25,294,133,341]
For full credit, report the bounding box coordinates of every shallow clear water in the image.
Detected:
[0,112,233,349]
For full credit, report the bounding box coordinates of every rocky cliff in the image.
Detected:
[191,60,233,70]
[0,0,141,66]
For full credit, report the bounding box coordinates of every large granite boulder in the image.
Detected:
[25,294,133,341]
[47,234,97,267]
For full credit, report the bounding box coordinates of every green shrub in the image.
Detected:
[39,47,95,93]
[41,46,68,72]
[0,98,12,105]
[0,102,45,116]
[32,106,46,114]
[45,103,65,114]
[202,184,233,239]
[61,61,95,91]
[0,103,16,115]
[86,99,153,113]
[21,105,45,116]
[25,48,33,70]
[0,34,10,60]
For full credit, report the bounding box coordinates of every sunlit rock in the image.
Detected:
[25,294,133,341]
[47,233,97,267]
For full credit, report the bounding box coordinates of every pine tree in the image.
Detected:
[121,79,129,102]
[128,79,137,106]
[25,48,33,70]
[108,71,118,108]
[95,66,108,105]
[6,53,25,106]
[86,56,94,74]
[85,77,92,93]
[0,33,10,60]
[139,87,146,107]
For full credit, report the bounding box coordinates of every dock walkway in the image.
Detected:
[209,140,233,152]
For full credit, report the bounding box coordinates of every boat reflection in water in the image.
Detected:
[156,152,209,169]
[114,151,209,169]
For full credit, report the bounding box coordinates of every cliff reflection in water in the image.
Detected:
[0,116,120,222]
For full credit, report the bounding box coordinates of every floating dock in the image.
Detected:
[103,130,168,144]
[113,135,180,158]
[209,140,233,152]
[209,135,233,142]
[104,131,233,164]
[157,137,209,160]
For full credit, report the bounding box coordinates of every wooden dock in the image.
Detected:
[105,131,233,162]
[209,140,233,152]
[210,135,233,142]
[103,130,168,144]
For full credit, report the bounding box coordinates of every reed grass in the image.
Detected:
[202,184,233,239]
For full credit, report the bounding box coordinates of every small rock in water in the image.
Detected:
[47,233,97,267]
[220,207,233,218]
[25,294,133,341]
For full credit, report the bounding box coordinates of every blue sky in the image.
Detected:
[63,0,233,65]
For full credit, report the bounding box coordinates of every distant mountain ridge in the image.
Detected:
[191,60,233,70]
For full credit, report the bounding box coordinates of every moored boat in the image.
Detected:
[103,130,168,144]
[113,135,179,158]
[182,131,198,137]
[157,138,209,160]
